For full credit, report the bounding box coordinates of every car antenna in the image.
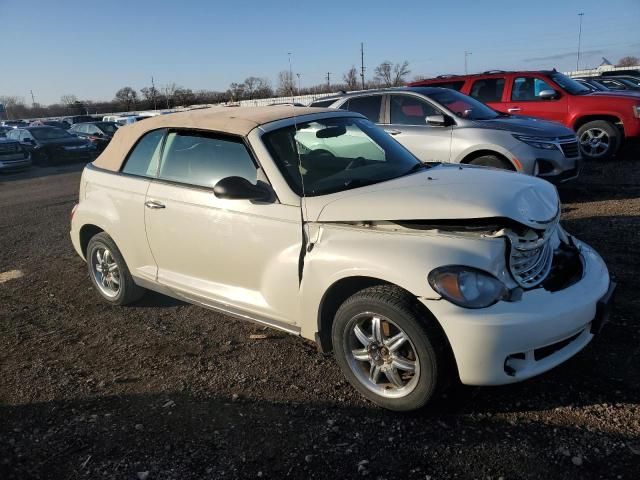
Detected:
[288,53,311,284]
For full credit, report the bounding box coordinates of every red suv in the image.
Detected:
[410,70,640,160]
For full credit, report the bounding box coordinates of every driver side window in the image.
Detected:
[390,95,439,125]
[512,77,554,101]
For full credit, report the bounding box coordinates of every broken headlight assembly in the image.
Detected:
[428,266,510,309]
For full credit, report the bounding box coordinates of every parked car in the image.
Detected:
[410,70,640,160]
[29,120,70,129]
[311,87,580,183]
[70,106,614,411]
[6,126,95,165]
[69,122,118,151]
[1,120,28,128]
[0,137,31,172]
[0,126,13,137]
[577,77,639,92]
[115,115,153,126]
[61,115,96,129]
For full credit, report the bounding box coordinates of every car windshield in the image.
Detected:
[31,127,72,140]
[96,122,118,134]
[549,72,591,95]
[428,89,499,120]
[262,116,424,196]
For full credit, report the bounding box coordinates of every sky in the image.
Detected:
[0,0,638,105]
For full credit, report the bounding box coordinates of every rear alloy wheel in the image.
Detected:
[332,285,448,411]
[577,120,619,160]
[87,232,145,305]
[468,154,514,170]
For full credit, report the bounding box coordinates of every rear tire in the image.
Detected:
[577,120,619,160]
[331,285,449,411]
[86,232,145,305]
[468,154,514,170]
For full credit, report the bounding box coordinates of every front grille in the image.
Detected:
[507,224,556,288]
[0,142,20,154]
[559,141,579,158]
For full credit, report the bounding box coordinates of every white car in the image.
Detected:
[70,106,614,411]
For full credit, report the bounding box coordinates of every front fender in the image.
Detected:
[298,223,508,340]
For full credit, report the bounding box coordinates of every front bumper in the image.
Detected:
[420,238,611,386]
[509,141,581,183]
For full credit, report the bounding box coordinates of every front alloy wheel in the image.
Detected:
[345,312,420,398]
[332,285,448,411]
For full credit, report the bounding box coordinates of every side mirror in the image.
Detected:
[23,138,34,143]
[538,89,558,100]
[426,114,455,127]
[214,176,272,202]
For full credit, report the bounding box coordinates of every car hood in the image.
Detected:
[473,116,574,137]
[305,164,559,229]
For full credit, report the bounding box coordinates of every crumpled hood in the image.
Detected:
[305,164,559,229]
[474,116,574,137]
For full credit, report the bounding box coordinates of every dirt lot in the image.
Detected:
[1,155,639,480]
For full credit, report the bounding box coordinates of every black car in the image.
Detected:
[6,126,95,165]
[0,138,31,172]
[69,122,118,151]
[61,115,96,129]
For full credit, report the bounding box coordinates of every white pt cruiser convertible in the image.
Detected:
[70,107,615,411]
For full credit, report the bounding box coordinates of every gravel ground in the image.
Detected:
[0,155,639,480]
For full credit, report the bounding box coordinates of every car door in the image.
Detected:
[19,130,36,152]
[144,129,302,326]
[384,93,452,162]
[468,77,506,112]
[502,75,568,123]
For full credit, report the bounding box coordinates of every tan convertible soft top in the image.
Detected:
[93,106,332,171]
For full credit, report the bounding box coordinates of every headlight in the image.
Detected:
[633,105,640,118]
[428,266,509,309]
[513,134,558,150]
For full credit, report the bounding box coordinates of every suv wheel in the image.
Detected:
[332,285,447,411]
[87,232,145,305]
[468,155,514,170]
[577,120,619,160]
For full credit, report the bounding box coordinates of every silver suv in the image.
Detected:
[311,87,580,183]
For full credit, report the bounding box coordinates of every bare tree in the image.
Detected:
[277,70,295,96]
[374,60,411,87]
[228,82,246,102]
[617,56,639,67]
[173,87,195,106]
[114,87,138,111]
[60,95,78,107]
[162,83,178,108]
[243,77,272,99]
[343,66,359,90]
[140,86,160,109]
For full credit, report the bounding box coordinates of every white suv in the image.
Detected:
[70,106,614,411]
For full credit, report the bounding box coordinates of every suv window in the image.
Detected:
[390,95,439,125]
[341,96,382,122]
[470,78,505,102]
[310,99,337,108]
[158,131,257,188]
[427,81,464,91]
[7,130,19,140]
[121,129,166,177]
[512,77,555,101]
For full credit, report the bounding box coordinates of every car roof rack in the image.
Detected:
[482,70,507,74]
[435,74,457,78]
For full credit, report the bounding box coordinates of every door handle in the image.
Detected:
[507,107,521,113]
[145,200,165,209]
[385,129,401,136]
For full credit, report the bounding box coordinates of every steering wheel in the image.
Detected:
[345,156,367,170]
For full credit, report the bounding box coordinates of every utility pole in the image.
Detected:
[30,90,36,108]
[151,76,157,110]
[326,72,331,91]
[288,53,294,97]
[296,73,301,95]
[576,13,584,71]
[360,42,366,90]
[464,51,472,74]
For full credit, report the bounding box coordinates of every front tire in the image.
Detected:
[86,232,145,305]
[331,285,448,411]
[468,154,514,170]
[577,120,619,160]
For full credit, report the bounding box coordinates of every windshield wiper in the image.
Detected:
[404,162,429,175]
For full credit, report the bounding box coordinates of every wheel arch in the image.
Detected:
[572,114,623,133]
[460,149,516,170]
[79,224,105,258]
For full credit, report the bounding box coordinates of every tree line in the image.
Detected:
[0,60,414,120]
